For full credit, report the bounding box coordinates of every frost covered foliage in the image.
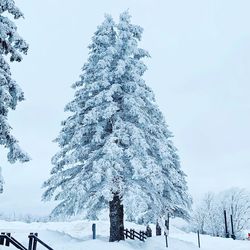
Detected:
[191,188,250,238]
[0,0,29,164]
[43,11,191,223]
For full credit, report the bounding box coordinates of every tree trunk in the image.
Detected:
[109,192,124,242]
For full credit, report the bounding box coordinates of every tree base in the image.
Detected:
[109,193,125,242]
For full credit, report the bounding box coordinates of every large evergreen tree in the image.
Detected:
[43,11,191,241]
[0,0,30,191]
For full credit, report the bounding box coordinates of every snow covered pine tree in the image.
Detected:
[43,11,191,242]
[0,0,30,192]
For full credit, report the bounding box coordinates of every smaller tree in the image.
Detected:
[191,192,215,234]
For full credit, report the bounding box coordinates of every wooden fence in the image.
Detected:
[0,232,54,250]
[124,228,147,241]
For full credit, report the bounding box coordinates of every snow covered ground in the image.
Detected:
[0,220,249,250]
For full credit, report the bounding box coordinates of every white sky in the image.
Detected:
[0,0,250,216]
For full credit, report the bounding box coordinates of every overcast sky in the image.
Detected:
[0,0,250,216]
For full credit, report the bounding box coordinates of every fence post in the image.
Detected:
[224,210,229,238]
[6,233,10,247]
[33,233,38,250]
[165,234,168,248]
[0,233,5,245]
[164,213,170,248]
[156,221,161,236]
[164,225,169,248]
[28,233,33,250]
[92,223,96,240]
[197,230,201,248]
[230,215,236,240]
[146,225,152,237]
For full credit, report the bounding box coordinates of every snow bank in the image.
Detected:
[0,220,249,249]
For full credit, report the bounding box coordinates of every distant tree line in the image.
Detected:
[191,188,250,239]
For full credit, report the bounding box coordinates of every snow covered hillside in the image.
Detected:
[0,220,249,250]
